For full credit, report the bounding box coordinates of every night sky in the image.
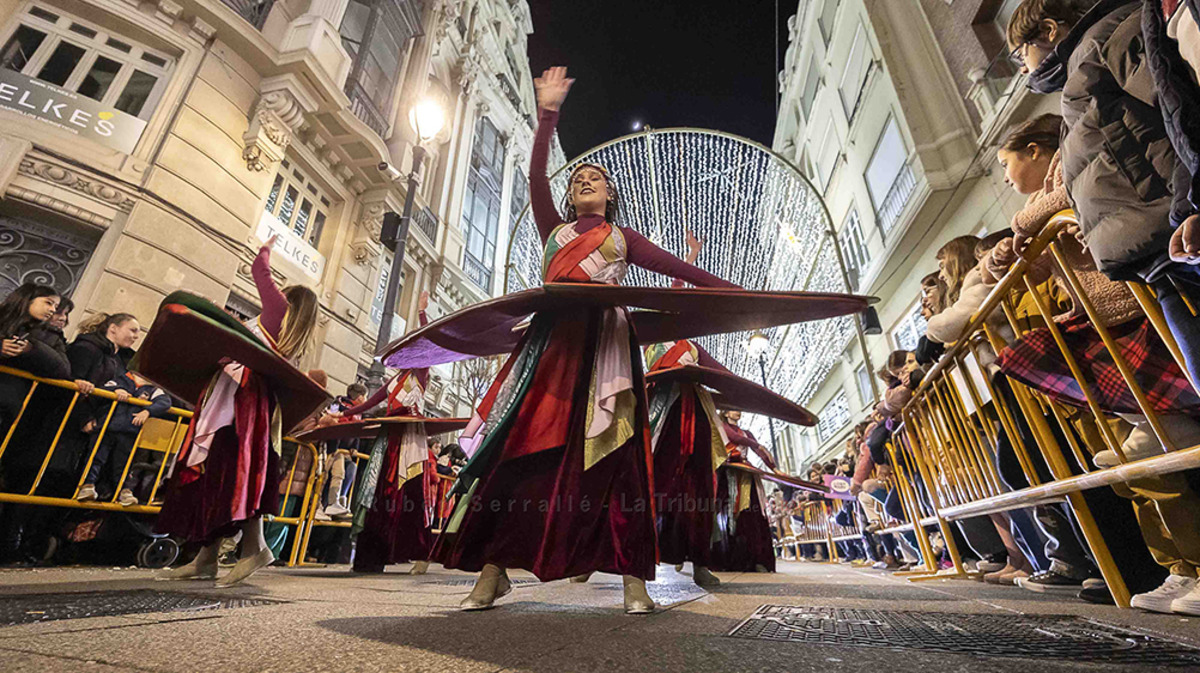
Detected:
[525,1,792,158]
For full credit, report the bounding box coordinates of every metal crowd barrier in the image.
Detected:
[886,210,1200,607]
[0,364,319,567]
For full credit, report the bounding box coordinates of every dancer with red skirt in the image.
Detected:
[434,68,741,614]
[156,237,320,586]
[338,292,443,574]
[712,410,777,573]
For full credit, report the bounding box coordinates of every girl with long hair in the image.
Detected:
[156,236,318,586]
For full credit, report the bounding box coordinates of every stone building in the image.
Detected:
[773,0,1059,465]
[0,0,560,416]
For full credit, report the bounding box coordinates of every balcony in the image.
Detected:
[462,253,492,291]
[876,162,916,236]
[414,205,439,243]
[346,79,390,138]
[220,0,275,29]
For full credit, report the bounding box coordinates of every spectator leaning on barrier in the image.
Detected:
[76,371,171,506]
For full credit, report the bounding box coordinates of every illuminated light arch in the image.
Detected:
[503,127,866,444]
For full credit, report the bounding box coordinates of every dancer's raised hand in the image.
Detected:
[684,230,704,265]
[534,67,574,112]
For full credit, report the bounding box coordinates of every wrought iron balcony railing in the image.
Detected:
[220,0,275,29]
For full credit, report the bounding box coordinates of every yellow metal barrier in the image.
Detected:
[893,210,1200,607]
[0,364,320,568]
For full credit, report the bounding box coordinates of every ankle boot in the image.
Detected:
[215,547,274,587]
[460,564,511,611]
[157,556,219,581]
[693,565,721,587]
[623,575,655,614]
[569,571,594,583]
[408,560,430,575]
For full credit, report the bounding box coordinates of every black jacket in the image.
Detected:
[68,333,127,388]
[1143,0,1200,227]
[94,373,170,434]
[1030,0,1179,281]
[0,326,70,420]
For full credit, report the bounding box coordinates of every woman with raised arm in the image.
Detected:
[712,409,778,573]
[435,67,738,615]
[340,291,440,575]
[157,235,319,587]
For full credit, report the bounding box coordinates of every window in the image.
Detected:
[462,116,506,290]
[864,116,913,234]
[891,298,928,353]
[340,0,421,136]
[838,22,871,119]
[0,5,173,120]
[838,208,869,291]
[510,167,529,232]
[818,0,839,43]
[264,159,331,247]
[800,54,820,120]
[855,364,873,409]
[814,116,839,191]
[817,390,850,443]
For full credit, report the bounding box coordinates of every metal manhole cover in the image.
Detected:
[728,605,1200,666]
[0,590,280,627]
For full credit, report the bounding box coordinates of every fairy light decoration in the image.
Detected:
[505,128,857,444]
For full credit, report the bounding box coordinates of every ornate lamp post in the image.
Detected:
[368,97,446,392]
[747,330,780,466]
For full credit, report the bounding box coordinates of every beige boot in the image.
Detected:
[569,571,594,583]
[693,565,721,587]
[408,560,430,575]
[623,575,655,614]
[460,564,512,611]
[674,563,684,572]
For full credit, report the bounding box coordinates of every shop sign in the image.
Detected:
[0,69,146,154]
[256,211,326,282]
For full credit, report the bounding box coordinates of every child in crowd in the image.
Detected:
[77,372,171,506]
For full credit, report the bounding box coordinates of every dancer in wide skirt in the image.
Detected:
[711,410,777,573]
[434,68,741,614]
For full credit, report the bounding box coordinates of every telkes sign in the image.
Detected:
[0,68,147,154]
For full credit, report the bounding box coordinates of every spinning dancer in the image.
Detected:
[434,68,740,614]
[712,409,777,573]
[156,237,319,586]
[340,292,440,575]
[642,233,731,588]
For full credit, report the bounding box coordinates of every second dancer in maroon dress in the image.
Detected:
[712,410,778,573]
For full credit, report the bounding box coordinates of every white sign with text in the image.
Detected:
[256,211,325,282]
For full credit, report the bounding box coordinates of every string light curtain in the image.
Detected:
[505,129,856,440]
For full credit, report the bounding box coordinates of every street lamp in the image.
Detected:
[369,96,446,393]
[746,330,780,467]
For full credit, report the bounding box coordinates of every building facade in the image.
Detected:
[773,0,1060,467]
[0,0,559,416]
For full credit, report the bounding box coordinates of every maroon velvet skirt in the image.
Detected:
[709,466,775,572]
[155,373,280,545]
[433,309,658,581]
[652,388,718,566]
[353,448,434,571]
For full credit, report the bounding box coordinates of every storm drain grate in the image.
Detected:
[0,590,281,627]
[728,605,1200,666]
[424,578,540,587]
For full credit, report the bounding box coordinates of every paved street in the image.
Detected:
[2,560,1198,672]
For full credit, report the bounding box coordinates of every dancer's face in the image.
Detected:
[725,410,741,424]
[569,166,610,217]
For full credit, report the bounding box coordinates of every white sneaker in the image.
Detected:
[324,503,350,518]
[76,484,98,501]
[1170,580,1200,616]
[117,489,138,506]
[314,508,332,522]
[1131,575,1198,614]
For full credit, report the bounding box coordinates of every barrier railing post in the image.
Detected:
[0,381,37,463]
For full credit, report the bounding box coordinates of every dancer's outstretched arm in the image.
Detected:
[530,67,573,243]
[253,235,289,341]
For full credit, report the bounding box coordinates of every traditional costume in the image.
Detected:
[431,108,740,594]
[155,245,294,546]
[711,421,776,572]
[338,315,446,573]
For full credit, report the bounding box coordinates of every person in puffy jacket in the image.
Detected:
[76,372,170,506]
